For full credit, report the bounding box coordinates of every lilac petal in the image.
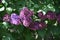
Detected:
[23,17,32,27]
[29,22,40,30]
[19,10,26,22]
[11,13,19,19]
[29,22,37,30]
[39,22,47,29]
[33,22,40,30]
[10,19,21,25]
[23,20,30,27]
[23,7,34,17]
[41,15,47,20]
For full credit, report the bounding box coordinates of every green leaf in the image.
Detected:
[23,28,34,40]
[37,29,46,38]
[2,33,15,40]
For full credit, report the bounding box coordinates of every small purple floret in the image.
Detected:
[10,13,21,25]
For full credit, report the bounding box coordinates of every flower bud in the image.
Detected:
[38,12,46,20]
[38,12,43,18]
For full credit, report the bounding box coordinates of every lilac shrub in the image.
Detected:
[3,7,58,31]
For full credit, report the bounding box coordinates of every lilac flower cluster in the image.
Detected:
[3,7,60,30]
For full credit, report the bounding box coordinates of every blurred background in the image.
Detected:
[0,0,60,40]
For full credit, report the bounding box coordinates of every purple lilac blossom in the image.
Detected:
[3,14,10,22]
[46,11,56,20]
[29,21,47,30]
[10,13,21,25]
[19,7,34,27]
[19,7,34,22]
